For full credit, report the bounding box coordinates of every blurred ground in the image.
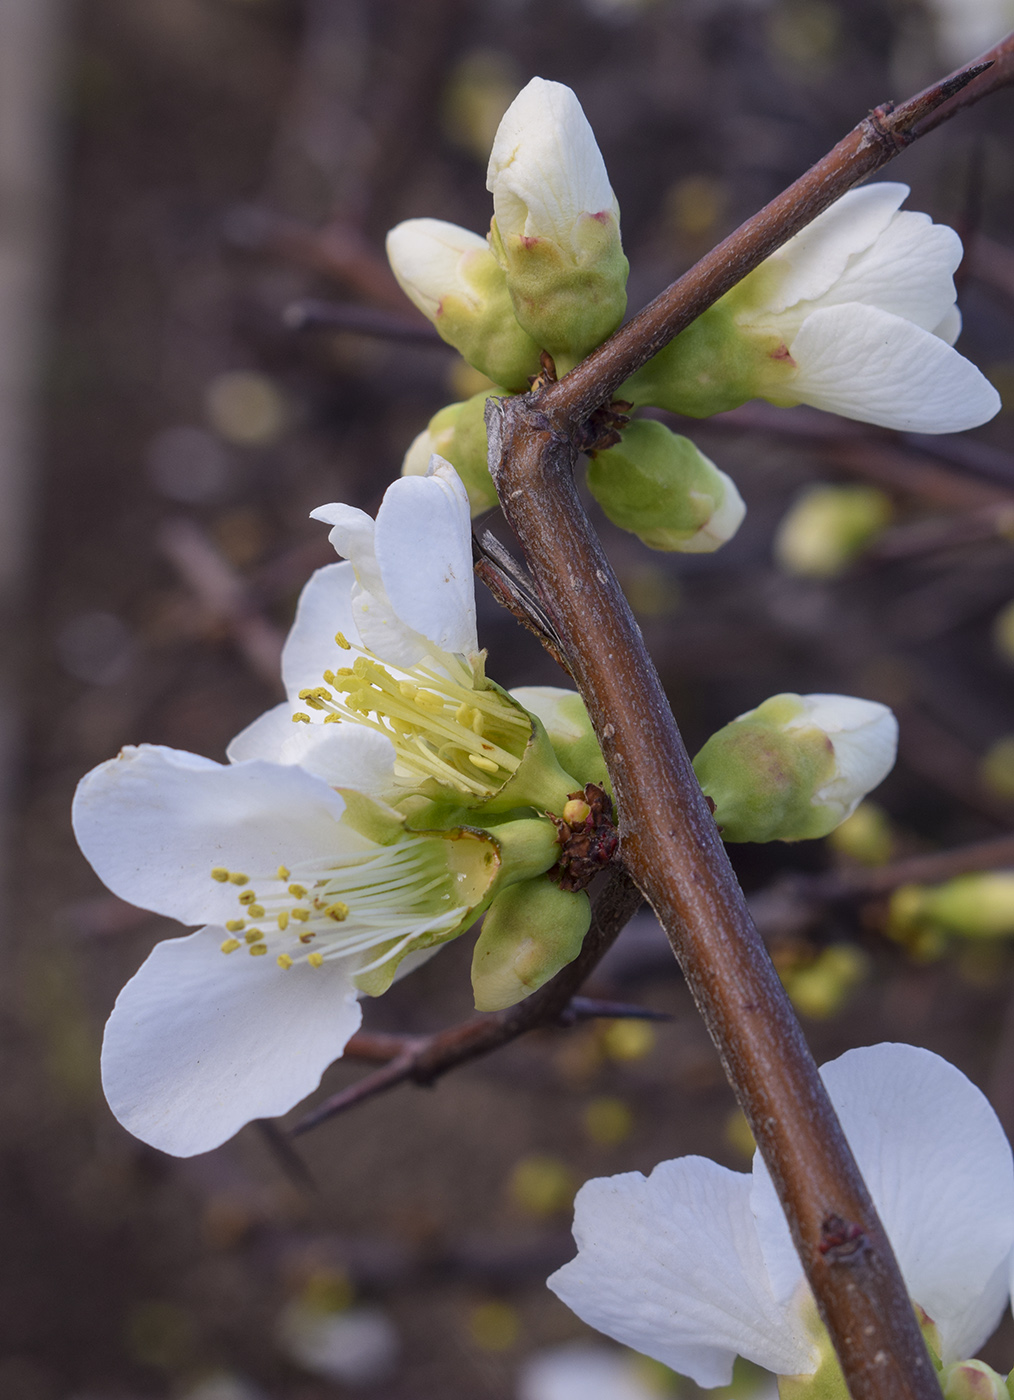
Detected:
[5,1,1014,1396]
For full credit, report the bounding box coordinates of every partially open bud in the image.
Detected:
[942,1360,1007,1400]
[586,419,745,553]
[401,390,500,516]
[775,485,892,578]
[471,877,592,1011]
[487,78,628,371]
[693,693,898,843]
[508,686,607,791]
[386,218,542,391]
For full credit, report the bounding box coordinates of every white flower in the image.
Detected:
[743,182,999,432]
[73,743,502,1156]
[549,1044,1014,1386]
[926,0,1014,66]
[518,1343,667,1400]
[487,77,618,252]
[233,458,569,811]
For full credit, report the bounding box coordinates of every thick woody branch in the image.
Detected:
[540,36,1014,431]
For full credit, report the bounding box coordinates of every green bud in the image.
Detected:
[825,801,894,866]
[471,877,592,1011]
[386,218,542,391]
[942,1360,1007,1400]
[586,419,746,553]
[775,485,892,578]
[783,943,868,1020]
[693,693,897,843]
[508,686,608,791]
[402,390,500,517]
[923,873,1014,940]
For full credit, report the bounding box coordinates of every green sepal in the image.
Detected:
[510,686,609,793]
[586,418,736,552]
[477,681,584,815]
[778,1301,940,1400]
[435,245,543,391]
[693,695,838,843]
[471,877,592,1011]
[489,214,628,371]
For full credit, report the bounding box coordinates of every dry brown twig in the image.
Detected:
[288,36,1014,1400]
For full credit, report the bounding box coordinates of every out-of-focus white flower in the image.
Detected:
[549,1044,1014,1385]
[693,692,898,843]
[278,1302,400,1385]
[517,1343,664,1400]
[385,218,541,390]
[630,183,1000,434]
[486,77,628,366]
[926,0,1014,67]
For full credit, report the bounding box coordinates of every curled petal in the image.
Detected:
[385,218,488,320]
[548,1158,817,1386]
[227,703,397,796]
[101,927,362,1155]
[788,303,1000,432]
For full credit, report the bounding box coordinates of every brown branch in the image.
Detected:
[291,867,642,1135]
[283,298,444,344]
[539,42,1013,432]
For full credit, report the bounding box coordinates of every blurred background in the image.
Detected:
[5,0,1014,1396]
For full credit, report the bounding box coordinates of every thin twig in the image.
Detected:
[292,867,642,1135]
[472,531,572,675]
[283,298,442,344]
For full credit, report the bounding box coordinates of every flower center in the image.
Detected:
[209,831,495,973]
[291,632,531,799]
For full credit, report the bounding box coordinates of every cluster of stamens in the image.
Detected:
[210,836,467,974]
[290,632,530,799]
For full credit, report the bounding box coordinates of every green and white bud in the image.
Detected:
[385,217,542,391]
[693,692,898,843]
[471,876,592,1011]
[486,78,628,371]
[775,485,892,578]
[509,686,608,791]
[942,1360,1007,1400]
[401,390,500,516]
[586,419,745,553]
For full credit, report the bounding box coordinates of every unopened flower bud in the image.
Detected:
[386,218,542,391]
[471,877,592,1011]
[916,872,1014,941]
[487,78,628,370]
[693,692,898,843]
[401,390,500,516]
[775,485,892,578]
[586,419,745,553]
[942,1360,1007,1400]
[508,687,607,791]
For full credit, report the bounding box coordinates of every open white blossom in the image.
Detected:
[549,1044,1014,1386]
[73,743,502,1157]
[232,458,571,812]
[743,183,999,431]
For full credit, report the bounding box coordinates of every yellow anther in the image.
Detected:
[472,712,486,736]
[469,754,500,773]
[326,902,350,922]
[455,703,472,724]
[335,632,351,650]
[289,884,307,899]
[291,908,310,922]
[238,890,257,906]
[244,928,265,944]
[308,952,324,968]
[298,688,314,700]
[225,919,245,933]
[299,932,316,944]
[247,903,265,919]
[335,667,355,678]
[249,943,268,956]
[277,911,289,931]
[229,872,249,886]
[292,712,311,724]
[314,687,332,701]
[211,867,229,883]
[220,938,241,954]
[324,714,341,724]
[323,670,336,685]
[415,689,445,711]
[400,681,418,699]
[277,865,290,881]
[276,954,293,970]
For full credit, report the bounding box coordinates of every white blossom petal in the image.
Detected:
[548,1158,818,1386]
[751,1044,1014,1362]
[72,745,364,926]
[101,927,362,1156]
[372,459,478,657]
[281,562,359,697]
[487,77,616,249]
[385,218,488,320]
[788,303,1001,432]
[789,694,898,824]
[934,305,963,346]
[764,184,909,313]
[227,704,397,796]
[519,1344,662,1400]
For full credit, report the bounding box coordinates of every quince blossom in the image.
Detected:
[549,1044,1014,1386]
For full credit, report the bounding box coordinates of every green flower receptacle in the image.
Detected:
[471,877,592,1011]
